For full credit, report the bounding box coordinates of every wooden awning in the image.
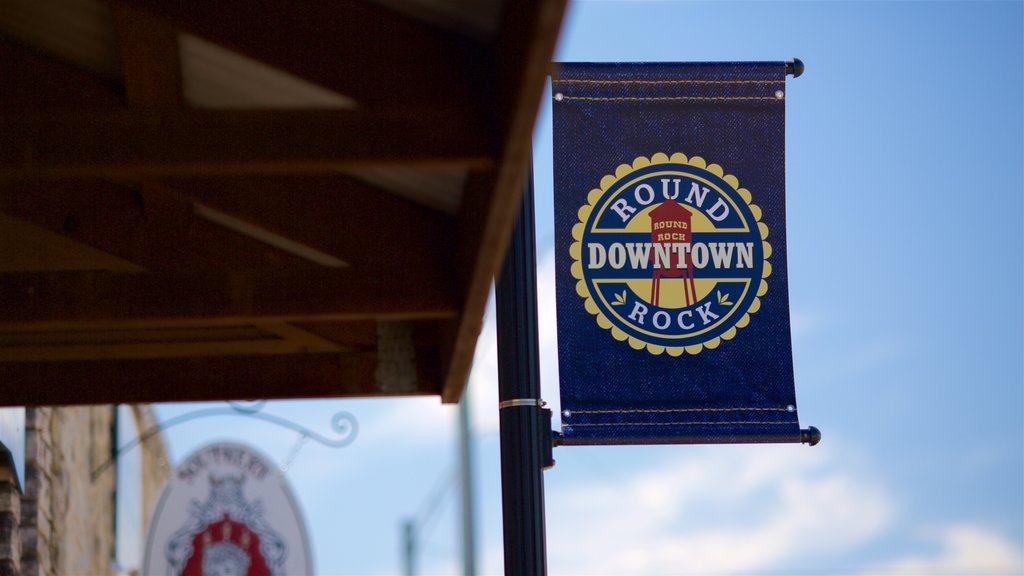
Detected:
[0,0,566,405]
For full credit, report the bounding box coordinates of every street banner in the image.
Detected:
[143,442,313,576]
[553,62,803,445]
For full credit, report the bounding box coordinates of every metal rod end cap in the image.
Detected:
[801,426,821,446]
[787,58,805,78]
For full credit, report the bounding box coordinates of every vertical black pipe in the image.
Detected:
[496,165,548,575]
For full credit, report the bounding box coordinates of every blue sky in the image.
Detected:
[150,2,1023,574]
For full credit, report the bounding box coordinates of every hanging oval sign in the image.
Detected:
[143,442,313,576]
[571,152,772,356]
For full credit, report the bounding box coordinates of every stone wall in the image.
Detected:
[22,406,116,576]
[132,405,170,540]
[0,405,168,576]
[0,467,19,576]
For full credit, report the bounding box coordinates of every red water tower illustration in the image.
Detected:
[649,199,697,307]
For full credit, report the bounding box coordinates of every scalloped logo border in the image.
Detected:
[570,152,772,356]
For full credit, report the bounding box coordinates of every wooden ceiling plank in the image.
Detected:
[0,269,457,328]
[0,211,142,273]
[106,6,326,271]
[155,176,454,279]
[0,108,494,178]
[440,0,567,403]
[0,40,125,110]
[0,351,440,406]
[112,2,182,106]
[289,320,441,349]
[0,178,317,270]
[257,322,345,352]
[0,338,341,362]
[0,326,265,345]
[0,321,343,362]
[115,0,484,107]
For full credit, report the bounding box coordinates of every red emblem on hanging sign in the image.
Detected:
[143,443,313,576]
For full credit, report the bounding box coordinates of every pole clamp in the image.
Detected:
[498,398,547,410]
[499,397,548,409]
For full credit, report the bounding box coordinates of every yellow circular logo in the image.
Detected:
[571,153,772,356]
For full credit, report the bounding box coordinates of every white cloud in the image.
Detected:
[467,311,500,436]
[364,397,457,446]
[536,250,563,422]
[499,247,904,575]
[464,250,905,575]
[868,525,1024,576]
[545,441,893,575]
[846,335,907,373]
[465,248,563,436]
[790,307,823,338]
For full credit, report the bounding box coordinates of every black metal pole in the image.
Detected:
[496,165,548,575]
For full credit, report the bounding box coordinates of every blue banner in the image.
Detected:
[553,62,802,445]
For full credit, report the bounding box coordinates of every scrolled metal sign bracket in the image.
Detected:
[90,401,358,482]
